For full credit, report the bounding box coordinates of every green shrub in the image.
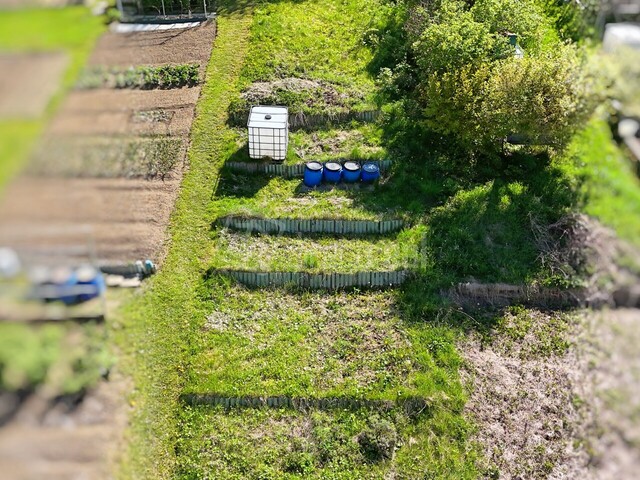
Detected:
[357,415,398,462]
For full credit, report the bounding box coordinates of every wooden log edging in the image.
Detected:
[212,269,411,290]
[181,393,430,415]
[224,159,393,178]
[228,109,382,130]
[450,282,585,309]
[215,216,405,235]
[451,282,640,309]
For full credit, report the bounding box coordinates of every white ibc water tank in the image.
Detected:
[247,105,289,161]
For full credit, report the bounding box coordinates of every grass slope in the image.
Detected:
[116,9,255,479]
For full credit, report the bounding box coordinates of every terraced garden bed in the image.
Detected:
[206,228,424,273]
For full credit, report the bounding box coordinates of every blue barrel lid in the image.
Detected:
[362,162,380,173]
[305,161,323,171]
[343,161,360,171]
[325,162,342,172]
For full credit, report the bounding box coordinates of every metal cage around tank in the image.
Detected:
[247,106,289,162]
[116,0,215,23]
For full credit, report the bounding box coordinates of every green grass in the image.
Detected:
[116,1,480,478]
[210,174,396,220]
[240,0,381,90]
[115,9,256,479]
[222,123,387,165]
[0,7,104,52]
[228,0,386,118]
[190,288,461,400]
[558,117,640,247]
[177,406,477,479]
[0,6,105,191]
[206,226,423,273]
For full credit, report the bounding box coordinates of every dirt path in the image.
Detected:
[0,53,68,118]
[0,372,130,480]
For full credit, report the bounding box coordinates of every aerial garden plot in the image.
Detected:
[5,0,632,479]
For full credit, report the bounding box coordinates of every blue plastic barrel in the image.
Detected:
[50,267,78,305]
[304,162,323,187]
[342,161,361,183]
[75,265,105,303]
[323,162,342,183]
[361,162,380,183]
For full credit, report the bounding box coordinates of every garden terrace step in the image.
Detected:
[181,393,430,416]
[229,109,381,130]
[214,216,405,235]
[210,269,410,290]
[224,159,392,178]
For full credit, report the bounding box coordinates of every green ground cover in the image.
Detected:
[227,0,384,119]
[115,8,257,478]
[189,288,458,400]
[559,117,640,247]
[206,227,423,273]
[116,1,479,478]
[223,123,387,165]
[177,406,476,479]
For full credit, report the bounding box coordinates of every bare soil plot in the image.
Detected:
[0,20,215,264]
[462,308,640,479]
[48,87,200,136]
[0,52,67,118]
[90,20,215,74]
[0,176,182,263]
[0,372,130,480]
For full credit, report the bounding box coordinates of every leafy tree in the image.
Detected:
[412,6,507,76]
[376,0,599,158]
[471,0,546,48]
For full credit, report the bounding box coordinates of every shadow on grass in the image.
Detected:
[214,168,271,199]
[391,148,583,336]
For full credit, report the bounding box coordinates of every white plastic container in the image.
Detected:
[247,105,289,161]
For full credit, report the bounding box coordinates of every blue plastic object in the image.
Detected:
[76,266,106,303]
[304,161,323,187]
[342,161,361,183]
[361,162,380,183]
[323,162,342,183]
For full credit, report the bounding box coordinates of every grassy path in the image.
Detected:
[116,9,254,479]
